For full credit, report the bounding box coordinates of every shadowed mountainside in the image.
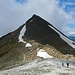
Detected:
[25,15,75,55]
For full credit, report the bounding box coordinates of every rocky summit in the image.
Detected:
[0,14,75,69]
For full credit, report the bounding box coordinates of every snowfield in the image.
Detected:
[0,58,75,75]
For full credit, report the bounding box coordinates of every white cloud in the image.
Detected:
[66,29,75,36]
[63,26,75,36]
[69,12,75,24]
[64,11,75,36]
[0,0,73,37]
[64,2,75,6]
[68,31,75,36]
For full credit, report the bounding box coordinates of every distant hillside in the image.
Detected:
[69,36,75,42]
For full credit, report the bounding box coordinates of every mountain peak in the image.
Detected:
[32,14,38,18]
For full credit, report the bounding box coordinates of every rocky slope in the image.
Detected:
[0,14,75,69]
[0,58,75,75]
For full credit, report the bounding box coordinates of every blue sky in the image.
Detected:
[58,0,75,35]
[15,0,27,4]
[0,0,75,37]
[58,0,75,12]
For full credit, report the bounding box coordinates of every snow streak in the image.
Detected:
[18,25,26,43]
[18,25,32,47]
[48,25,75,48]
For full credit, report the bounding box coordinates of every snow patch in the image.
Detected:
[18,25,26,43]
[37,49,54,59]
[48,25,75,48]
[25,43,32,47]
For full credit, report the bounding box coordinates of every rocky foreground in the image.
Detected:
[0,58,75,75]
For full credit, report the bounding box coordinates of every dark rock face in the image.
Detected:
[25,15,59,44]
[24,15,75,55]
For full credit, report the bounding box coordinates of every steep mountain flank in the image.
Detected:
[25,15,75,55]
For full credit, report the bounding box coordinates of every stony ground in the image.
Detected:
[0,58,75,75]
